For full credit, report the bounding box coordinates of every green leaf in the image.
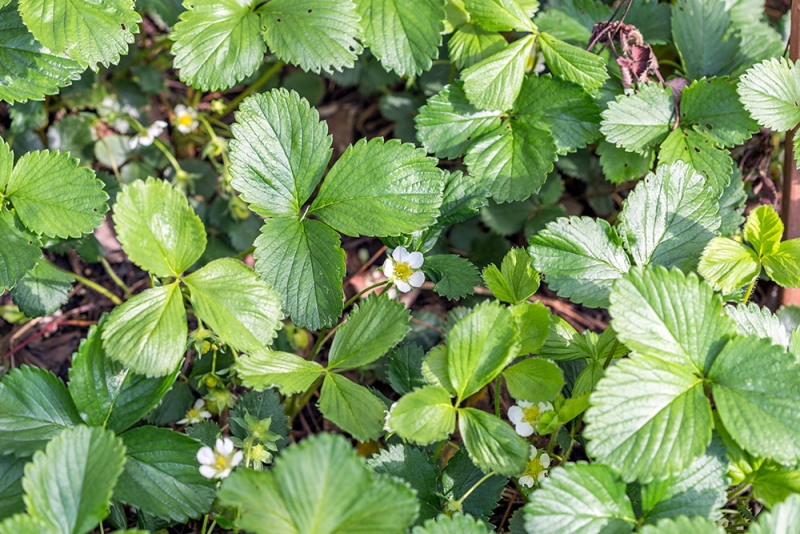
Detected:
[752,468,800,508]
[680,77,758,147]
[19,0,140,68]
[412,514,489,534]
[461,35,536,111]
[388,385,456,445]
[328,293,410,370]
[528,217,630,308]
[671,0,739,80]
[184,258,282,352]
[0,456,26,519]
[763,239,800,287]
[436,169,489,228]
[236,349,324,395]
[709,335,800,465]
[185,420,221,448]
[319,373,386,442]
[749,494,800,534]
[538,32,607,93]
[113,426,215,523]
[229,90,332,217]
[745,205,783,257]
[597,141,654,184]
[524,463,635,534]
[659,129,734,196]
[584,353,712,483]
[511,301,550,355]
[698,238,760,294]
[422,345,454,393]
[10,260,73,317]
[6,150,107,238]
[367,445,441,523]
[0,210,41,292]
[458,407,528,475]
[310,138,444,237]
[738,58,800,132]
[0,2,83,103]
[102,283,187,377]
[0,365,82,456]
[387,344,426,396]
[414,83,502,160]
[230,389,290,447]
[441,447,506,519]
[254,217,345,330]
[718,169,747,237]
[23,426,126,534]
[639,517,723,534]
[260,0,362,74]
[0,514,46,534]
[464,0,534,31]
[422,254,481,300]
[609,267,734,374]
[482,247,539,304]
[504,358,563,403]
[600,84,673,154]
[448,23,508,69]
[618,161,720,271]
[171,0,265,91]
[113,178,206,278]
[727,303,791,348]
[68,322,174,433]
[218,433,418,533]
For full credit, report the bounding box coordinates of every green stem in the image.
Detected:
[727,473,756,501]
[433,440,446,462]
[46,260,122,305]
[217,61,285,119]
[99,257,130,296]
[287,374,324,421]
[200,514,209,534]
[603,339,620,370]
[455,471,496,508]
[546,425,561,456]
[743,277,757,303]
[97,137,123,183]
[344,281,390,309]
[234,246,255,260]
[152,138,184,175]
[494,376,502,418]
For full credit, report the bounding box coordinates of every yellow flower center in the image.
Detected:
[524,456,546,481]
[521,404,542,425]
[187,408,202,419]
[394,262,412,281]
[178,114,194,127]
[214,455,231,471]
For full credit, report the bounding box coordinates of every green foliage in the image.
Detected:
[422,254,481,300]
[10,260,73,317]
[671,0,739,80]
[482,247,540,304]
[388,385,456,445]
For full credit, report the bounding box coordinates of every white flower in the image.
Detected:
[177,399,212,425]
[174,104,199,134]
[197,437,243,479]
[129,120,167,149]
[508,400,554,437]
[383,402,398,432]
[383,246,425,293]
[519,446,551,488]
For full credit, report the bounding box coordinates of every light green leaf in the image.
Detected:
[618,161,720,271]
[356,0,444,76]
[763,239,800,287]
[458,407,528,475]
[752,468,800,508]
[0,365,82,456]
[0,514,46,534]
[726,303,791,348]
[710,335,800,465]
[171,0,265,91]
[671,0,740,80]
[448,23,507,69]
[422,254,481,300]
[319,373,386,442]
[19,0,140,68]
[524,463,635,534]
[113,426,215,523]
[609,267,734,373]
[738,58,800,132]
[482,247,539,304]
[749,494,800,534]
[102,283,188,377]
[10,260,73,317]
[503,358,563,403]
[511,301,549,355]
[388,385,456,445]
[6,150,107,238]
[528,217,630,308]
[422,345,454,393]
[0,210,41,292]
[254,217,345,330]
[600,84,673,154]
[310,138,444,237]
[184,258,282,352]
[260,0,362,74]
[698,237,760,294]
[597,141,653,185]
[68,322,174,433]
[412,514,489,534]
[229,90,332,217]
[464,0,534,31]
[461,35,536,111]
[112,178,206,278]
[639,517,724,534]
[660,129,734,196]
[538,32,607,93]
[680,77,759,147]
[218,433,418,534]
[745,204,783,257]
[236,349,324,395]
[23,426,126,534]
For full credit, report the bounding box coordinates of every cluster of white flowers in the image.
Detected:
[129,120,167,149]
[518,445,551,488]
[508,400,554,437]
[177,399,212,425]
[383,247,425,293]
[197,438,242,480]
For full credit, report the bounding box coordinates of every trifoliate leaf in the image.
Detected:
[538,32,607,93]
[511,301,550,355]
[260,0,361,74]
[412,514,489,534]
[464,0,535,32]
[524,463,635,534]
[584,353,712,484]
[254,217,345,330]
[10,260,73,318]
[745,205,783,257]
[600,84,673,154]
[367,445,441,523]
[618,161,720,271]
[414,83,503,160]
[461,35,536,111]
[0,456,26,518]
[597,140,653,184]
[319,373,386,442]
[102,283,188,377]
[504,358,563,403]
[171,0,265,91]
[727,303,791,348]
[671,0,740,80]
[657,128,733,196]
[23,426,126,534]
[448,23,508,69]
[441,447,506,519]
[356,0,444,76]
[230,90,332,217]
[528,217,630,308]
[236,349,324,395]
[184,258,282,352]
[639,517,723,534]
[0,210,41,292]
[680,77,759,147]
[458,407,528,475]
[763,240,800,287]
[422,254,481,300]
[19,0,140,68]
[483,247,539,303]
[748,494,800,534]
[68,322,174,433]
[310,138,444,237]
[387,344,426,396]
[738,58,800,132]
[113,178,206,278]
[0,365,82,456]
[6,150,107,238]
[697,238,760,294]
[389,385,457,445]
[218,433,418,534]
[113,426,215,523]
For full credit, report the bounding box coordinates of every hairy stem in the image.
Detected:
[46,260,122,305]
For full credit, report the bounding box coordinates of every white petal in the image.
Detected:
[395,280,411,293]
[174,104,188,115]
[407,251,424,268]
[529,445,538,459]
[539,401,554,412]
[540,453,551,468]
[231,450,244,467]
[219,438,235,455]
[153,120,168,129]
[176,418,188,425]
[382,258,394,278]
[128,137,139,149]
[138,133,154,146]
[508,405,524,425]
[515,422,534,437]
[177,124,191,134]
[408,271,425,287]
[193,399,205,409]
[199,465,217,479]
[392,246,410,263]
[217,468,232,479]
[519,475,534,488]
[197,447,215,465]
[200,411,212,418]
[518,400,533,409]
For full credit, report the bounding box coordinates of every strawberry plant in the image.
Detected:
[1,0,800,533]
